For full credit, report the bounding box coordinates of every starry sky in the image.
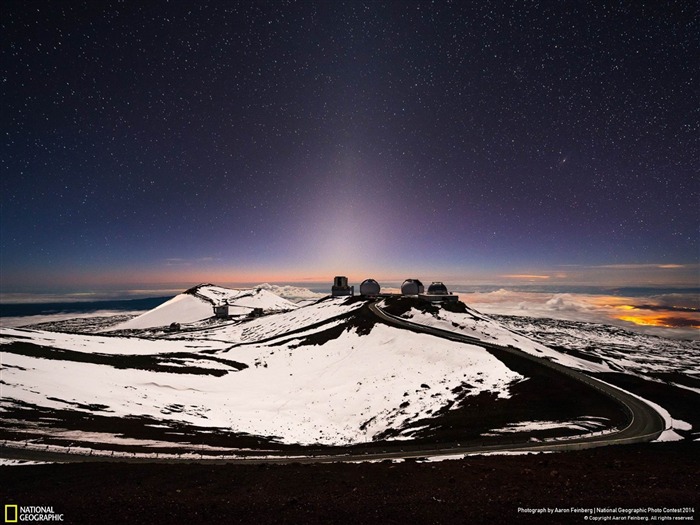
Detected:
[2,1,698,293]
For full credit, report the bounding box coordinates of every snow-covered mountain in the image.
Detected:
[0,285,696,457]
[253,283,325,302]
[108,284,298,331]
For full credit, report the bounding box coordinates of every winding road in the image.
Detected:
[368,302,666,453]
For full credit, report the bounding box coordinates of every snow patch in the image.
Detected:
[0,459,54,466]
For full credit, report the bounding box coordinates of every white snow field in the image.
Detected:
[5,324,521,446]
[1,285,695,451]
[1,289,524,446]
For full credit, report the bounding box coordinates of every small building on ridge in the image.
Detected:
[331,276,354,297]
[213,305,229,318]
[419,281,458,303]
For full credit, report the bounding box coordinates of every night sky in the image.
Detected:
[2,1,698,292]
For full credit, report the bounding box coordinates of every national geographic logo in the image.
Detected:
[4,505,64,522]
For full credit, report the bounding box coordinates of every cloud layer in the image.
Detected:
[457,289,699,339]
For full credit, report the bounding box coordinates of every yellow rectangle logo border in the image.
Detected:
[5,504,18,523]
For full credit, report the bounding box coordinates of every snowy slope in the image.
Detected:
[193,284,298,310]
[109,284,298,331]
[386,302,616,373]
[185,296,364,344]
[0,327,231,355]
[110,293,213,330]
[1,299,522,446]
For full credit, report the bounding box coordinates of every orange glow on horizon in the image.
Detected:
[617,315,665,327]
[604,299,699,329]
[617,315,700,329]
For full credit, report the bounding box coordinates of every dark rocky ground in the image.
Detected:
[2,442,697,525]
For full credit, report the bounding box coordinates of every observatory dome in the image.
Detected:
[401,278,424,295]
[360,279,381,296]
[427,282,449,295]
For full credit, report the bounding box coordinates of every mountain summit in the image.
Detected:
[110,284,298,330]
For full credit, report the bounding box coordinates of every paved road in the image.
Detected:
[1,301,666,464]
[368,302,666,452]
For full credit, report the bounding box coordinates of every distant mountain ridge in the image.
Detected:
[110,284,299,331]
[253,283,326,302]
